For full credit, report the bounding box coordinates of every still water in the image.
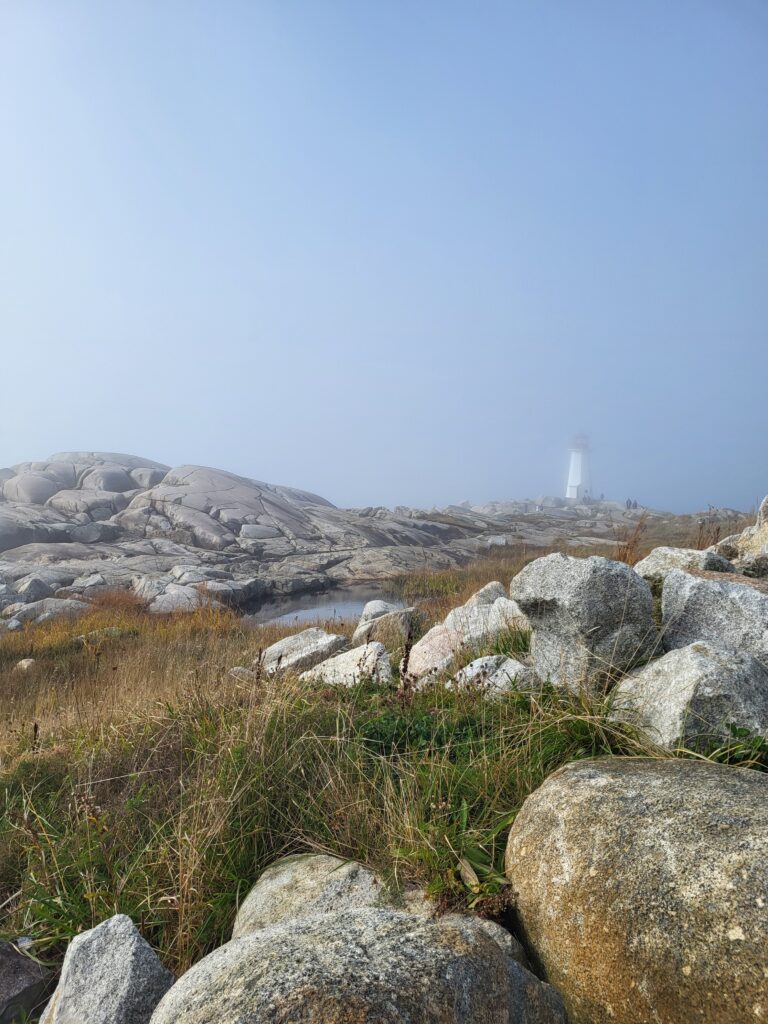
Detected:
[247,585,404,626]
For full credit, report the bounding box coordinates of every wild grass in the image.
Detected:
[0,533,762,980]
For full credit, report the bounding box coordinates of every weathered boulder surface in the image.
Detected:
[408,585,527,680]
[719,494,768,564]
[610,641,768,749]
[1,598,90,627]
[300,641,392,686]
[40,914,173,1024]
[152,907,565,1024]
[505,758,768,1024]
[453,655,537,695]
[662,569,768,667]
[261,627,348,675]
[350,601,420,648]
[0,941,54,1024]
[232,854,385,938]
[633,546,734,583]
[510,554,659,689]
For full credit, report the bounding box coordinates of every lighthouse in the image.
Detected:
[566,434,591,503]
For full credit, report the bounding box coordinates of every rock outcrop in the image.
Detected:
[505,758,768,1024]
[0,450,717,618]
[453,655,537,695]
[510,554,659,689]
[609,641,768,749]
[40,914,173,1024]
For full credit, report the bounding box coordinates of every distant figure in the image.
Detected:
[632,499,638,509]
[600,492,605,501]
[626,498,632,510]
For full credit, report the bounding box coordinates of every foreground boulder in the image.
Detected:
[1,598,90,627]
[610,641,768,750]
[151,908,565,1024]
[0,940,54,1024]
[505,758,768,1024]
[260,627,347,675]
[510,554,659,689]
[40,914,173,1024]
[633,546,734,583]
[300,641,392,686]
[662,569,768,666]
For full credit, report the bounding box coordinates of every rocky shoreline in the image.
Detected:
[0,451,749,629]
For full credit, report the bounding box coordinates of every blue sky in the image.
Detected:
[1,1,766,511]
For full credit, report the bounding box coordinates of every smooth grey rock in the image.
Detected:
[132,576,167,602]
[151,907,565,1024]
[12,658,36,673]
[40,914,173,1024]
[505,758,768,1024]
[300,641,392,686]
[510,553,659,690]
[464,580,508,606]
[261,627,347,675]
[0,940,54,1024]
[610,641,768,749]
[633,546,734,583]
[357,599,401,625]
[1,598,89,625]
[454,655,536,695]
[662,569,768,667]
[14,574,54,602]
[148,584,222,614]
[232,855,385,938]
[408,589,528,680]
[351,605,420,648]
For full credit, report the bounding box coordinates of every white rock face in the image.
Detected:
[301,642,392,686]
[261,627,348,675]
[407,587,528,680]
[40,914,173,1024]
[453,655,536,695]
[610,641,768,749]
[151,908,565,1024]
[510,554,659,690]
[662,570,768,667]
[14,574,54,602]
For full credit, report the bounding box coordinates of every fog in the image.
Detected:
[1,1,766,513]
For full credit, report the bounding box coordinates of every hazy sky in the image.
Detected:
[1,1,766,512]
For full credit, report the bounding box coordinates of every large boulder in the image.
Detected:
[0,941,54,1024]
[40,914,173,1024]
[261,627,348,675]
[300,641,392,686]
[662,570,768,667]
[1,598,90,626]
[151,908,565,1024]
[510,554,659,690]
[609,641,768,750]
[633,546,734,583]
[232,854,385,938]
[505,758,768,1024]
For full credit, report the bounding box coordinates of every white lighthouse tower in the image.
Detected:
[566,433,591,503]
